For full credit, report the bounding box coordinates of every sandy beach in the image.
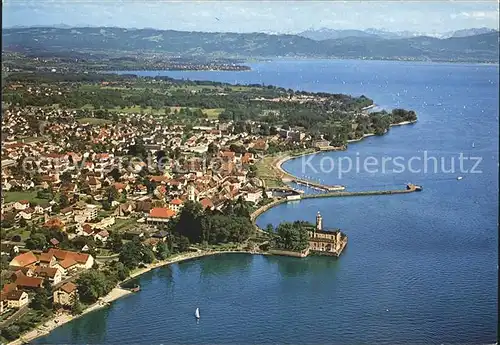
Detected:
[7,250,254,345]
[8,287,132,345]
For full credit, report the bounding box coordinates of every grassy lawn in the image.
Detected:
[202,108,224,119]
[77,117,113,125]
[3,191,46,204]
[96,248,113,256]
[5,227,31,242]
[255,155,285,188]
[112,105,165,115]
[110,218,137,232]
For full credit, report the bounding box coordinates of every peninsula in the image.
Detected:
[268,212,348,258]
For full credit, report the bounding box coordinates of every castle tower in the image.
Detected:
[316,211,323,231]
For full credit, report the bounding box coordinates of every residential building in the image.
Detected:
[53,282,77,306]
[14,275,44,290]
[34,266,62,285]
[9,251,38,269]
[147,207,176,224]
[168,198,183,212]
[5,290,29,309]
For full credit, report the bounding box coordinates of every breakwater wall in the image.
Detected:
[251,185,421,231]
[300,188,418,200]
[251,198,288,222]
[268,248,309,258]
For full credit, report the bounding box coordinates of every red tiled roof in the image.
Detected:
[5,290,25,301]
[114,183,126,190]
[10,251,38,267]
[149,208,176,219]
[15,275,43,288]
[38,253,54,263]
[44,218,65,229]
[170,198,183,205]
[97,230,109,238]
[50,238,60,246]
[221,151,235,157]
[60,207,73,214]
[2,283,17,294]
[59,258,77,269]
[60,282,77,294]
[200,198,214,209]
[34,266,59,278]
[149,175,169,183]
[47,248,90,264]
[18,200,30,204]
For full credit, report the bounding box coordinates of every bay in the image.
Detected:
[35,60,498,344]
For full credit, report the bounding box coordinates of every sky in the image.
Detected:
[2,0,499,34]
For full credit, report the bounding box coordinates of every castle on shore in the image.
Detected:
[307,212,347,257]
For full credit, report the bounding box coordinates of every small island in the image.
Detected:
[268,212,347,258]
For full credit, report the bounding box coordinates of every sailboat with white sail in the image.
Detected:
[195,308,200,319]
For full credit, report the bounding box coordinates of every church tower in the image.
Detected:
[316,211,323,231]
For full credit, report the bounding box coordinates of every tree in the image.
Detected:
[108,167,121,181]
[273,221,311,252]
[70,294,83,315]
[107,261,130,281]
[142,247,155,264]
[59,194,69,208]
[76,270,110,303]
[102,200,111,211]
[266,224,274,233]
[106,186,119,202]
[30,285,52,315]
[52,203,61,214]
[156,241,170,260]
[26,233,47,250]
[178,236,190,252]
[119,239,144,269]
[174,201,203,243]
[2,325,21,341]
[19,218,27,228]
[60,171,72,184]
[108,232,123,253]
[11,234,22,242]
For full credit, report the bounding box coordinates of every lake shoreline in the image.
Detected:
[8,250,261,345]
[11,120,418,345]
[274,119,418,183]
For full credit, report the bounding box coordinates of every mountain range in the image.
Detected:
[297,27,498,40]
[2,26,499,63]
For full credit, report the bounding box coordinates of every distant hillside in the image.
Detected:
[300,27,500,40]
[451,27,498,38]
[2,27,499,63]
[298,28,379,40]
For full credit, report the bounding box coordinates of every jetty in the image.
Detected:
[301,183,422,199]
[252,184,422,228]
[282,177,345,192]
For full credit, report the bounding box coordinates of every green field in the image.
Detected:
[77,117,113,125]
[255,155,285,188]
[110,218,137,232]
[202,108,224,119]
[3,191,45,204]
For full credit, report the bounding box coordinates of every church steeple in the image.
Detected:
[316,211,322,231]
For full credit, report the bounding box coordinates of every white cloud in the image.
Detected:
[459,11,498,19]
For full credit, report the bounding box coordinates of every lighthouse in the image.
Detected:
[316,211,323,231]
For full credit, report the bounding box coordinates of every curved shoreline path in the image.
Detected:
[271,120,417,192]
[252,121,422,229]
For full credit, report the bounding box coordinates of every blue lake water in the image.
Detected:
[36,60,498,344]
